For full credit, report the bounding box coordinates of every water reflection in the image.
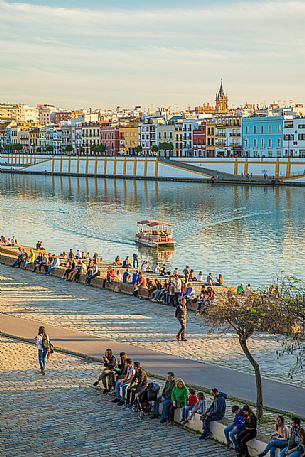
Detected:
[0,173,304,285]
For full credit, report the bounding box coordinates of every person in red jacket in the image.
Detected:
[181,389,197,422]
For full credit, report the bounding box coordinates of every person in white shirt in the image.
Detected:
[245,284,253,296]
[113,359,135,405]
[34,326,50,376]
[197,271,204,282]
[116,270,123,282]
[46,255,60,275]
[153,263,160,274]
[141,261,147,273]
[174,275,182,305]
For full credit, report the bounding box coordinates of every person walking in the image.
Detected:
[34,326,51,376]
[175,297,187,341]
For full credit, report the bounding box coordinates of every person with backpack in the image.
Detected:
[200,388,227,440]
[34,326,51,376]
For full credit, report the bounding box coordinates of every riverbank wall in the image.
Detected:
[1,154,305,185]
[0,245,233,311]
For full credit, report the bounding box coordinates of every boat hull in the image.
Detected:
[136,239,175,249]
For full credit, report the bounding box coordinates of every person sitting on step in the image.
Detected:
[93,349,116,393]
[200,388,227,440]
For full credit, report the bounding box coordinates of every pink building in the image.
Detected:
[100,125,120,155]
[192,120,206,157]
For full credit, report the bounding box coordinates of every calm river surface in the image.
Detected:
[0,173,304,286]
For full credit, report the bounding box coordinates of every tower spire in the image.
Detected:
[218,79,225,97]
[215,79,228,113]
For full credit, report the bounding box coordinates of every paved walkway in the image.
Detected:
[0,263,303,390]
[0,264,304,416]
[0,335,234,457]
[1,313,304,417]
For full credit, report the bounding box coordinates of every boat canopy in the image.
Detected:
[137,220,172,227]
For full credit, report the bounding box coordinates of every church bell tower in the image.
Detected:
[215,80,228,113]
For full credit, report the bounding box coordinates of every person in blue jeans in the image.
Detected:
[200,388,227,440]
[112,359,135,405]
[150,372,175,423]
[224,405,245,450]
[278,418,305,457]
[258,415,289,457]
[35,325,50,376]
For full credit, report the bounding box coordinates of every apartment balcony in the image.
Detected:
[229,133,241,137]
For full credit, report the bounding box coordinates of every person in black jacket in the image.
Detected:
[108,352,128,390]
[93,349,116,393]
[236,405,257,457]
[200,388,227,440]
[175,298,187,341]
[124,362,148,408]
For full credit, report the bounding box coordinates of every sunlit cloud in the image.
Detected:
[0,0,305,107]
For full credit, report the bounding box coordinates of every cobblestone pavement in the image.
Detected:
[0,336,235,457]
[0,264,302,388]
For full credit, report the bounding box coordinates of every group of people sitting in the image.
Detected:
[94,349,305,457]
[0,235,19,246]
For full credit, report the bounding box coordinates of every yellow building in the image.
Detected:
[206,118,216,157]
[119,126,138,154]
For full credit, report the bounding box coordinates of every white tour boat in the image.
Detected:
[136,220,175,248]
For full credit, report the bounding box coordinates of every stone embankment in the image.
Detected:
[0,244,233,310]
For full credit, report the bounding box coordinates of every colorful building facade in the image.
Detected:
[242,116,283,158]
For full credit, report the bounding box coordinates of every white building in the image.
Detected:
[38,104,57,125]
[283,117,305,158]
[182,118,200,156]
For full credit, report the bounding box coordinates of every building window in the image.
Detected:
[261,126,264,134]
[268,125,272,134]
[253,139,257,148]
[277,139,281,147]
[261,139,264,148]
[245,126,248,134]
[298,134,305,140]
[268,138,272,148]
[254,126,257,134]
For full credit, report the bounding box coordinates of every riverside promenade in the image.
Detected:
[0,263,304,416]
[0,335,235,457]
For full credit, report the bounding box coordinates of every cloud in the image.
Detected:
[0,0,305,107]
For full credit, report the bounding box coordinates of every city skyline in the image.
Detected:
[1,0,305,108]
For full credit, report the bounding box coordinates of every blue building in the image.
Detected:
[242,116,284,157]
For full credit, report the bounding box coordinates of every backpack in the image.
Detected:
[42,336,50,350]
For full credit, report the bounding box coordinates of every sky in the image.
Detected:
[0,0,305,109]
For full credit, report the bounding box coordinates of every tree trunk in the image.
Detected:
[239,335,264,420]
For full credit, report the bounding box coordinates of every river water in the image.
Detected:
[0,173,304,286]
